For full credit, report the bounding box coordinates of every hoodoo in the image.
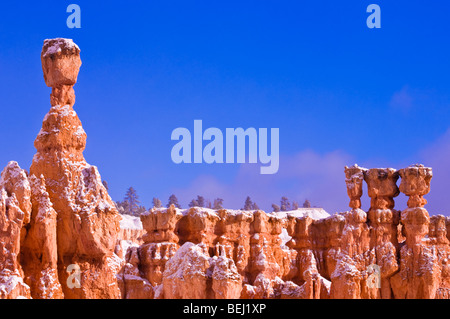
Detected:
[0,38,122,299]
[0,39,449,299]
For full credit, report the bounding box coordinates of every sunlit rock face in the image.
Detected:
[120,164,449,300]
[0,38,121,299]
[1,39,449,299]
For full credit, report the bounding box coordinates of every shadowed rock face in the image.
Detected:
[1,39,450,299]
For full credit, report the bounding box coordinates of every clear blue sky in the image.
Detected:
[1,1,450,214]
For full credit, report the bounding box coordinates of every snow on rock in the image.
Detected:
[273,207,330,220]
[0,162,32,298]
[20,174,63,299]
[0,161,31,225]
[41,38,81,107]
[25,38,121,299]
[42,38,80,58]
[117,214,145,255]
[1,32,449,301]
[275,208,330,245]
[159,241,242,299]
[162,242,210,299]
[120,214,143,230]
[0,270,31,299]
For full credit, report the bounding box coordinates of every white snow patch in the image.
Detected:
[119,214,143,230]
[275,208,330,245]
[273,208,330,220]
[74,126,85,137]
[0,270,30,297]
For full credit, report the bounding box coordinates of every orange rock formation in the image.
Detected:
[0,39,449,299]
[0,38,121,299]
[118,164,449,299]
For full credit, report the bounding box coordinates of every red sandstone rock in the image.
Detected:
[21,175,63,299]
[118,189,449,300]
[2,159,450,299]
[399,164,433,208]
[390,165,442,299]
[41,38,81,107]
[141,205,181,244]
[2,37,450,300]
[345,164,367,209]
[28,38,122,299]
[365,167,399,210]
[365,168,400,299]
[117,246,153,299]
[0,38,122,299]
[429,215,450,298]
[330,209,372,299]
[162,242,211,299]
[118,214,144,247]
[0,163,31,299]
[210,254,242,299]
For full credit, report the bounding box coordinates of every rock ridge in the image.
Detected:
[0,39,449,299]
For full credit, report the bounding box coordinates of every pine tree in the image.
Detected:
[197,195,205,208]
[188,198,199,208]
[292,201,299,210]
[167,194,181,208]
[189,195,206,208]
[280,196,291,211]
[303,199,311,208]
[252,202,259,210]
[243,196,253,210]
[213,198,224,210]
[272,204,281,213]
[124,187,140,216]
[136,205,147,215]
[102,180,109,191]
[152,197,162,208]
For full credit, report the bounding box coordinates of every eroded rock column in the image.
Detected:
[139,205,180,289]
[364,168,400,299]
[330,165,371,299]
[21,175,63,299]
[429,215,450,298]
[283,216,327,299]
[241,211,285,298]
[0,162,32,299]
[345,164,367,210]
[30,38,121,299]
[391,164,439,298]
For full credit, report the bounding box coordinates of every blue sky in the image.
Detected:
[1,1,450,214]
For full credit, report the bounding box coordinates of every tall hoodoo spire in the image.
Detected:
[27,38,121,299]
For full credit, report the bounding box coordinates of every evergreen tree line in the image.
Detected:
[113,184,314,217]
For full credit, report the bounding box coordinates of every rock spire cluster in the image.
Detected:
[0,39,449,299]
